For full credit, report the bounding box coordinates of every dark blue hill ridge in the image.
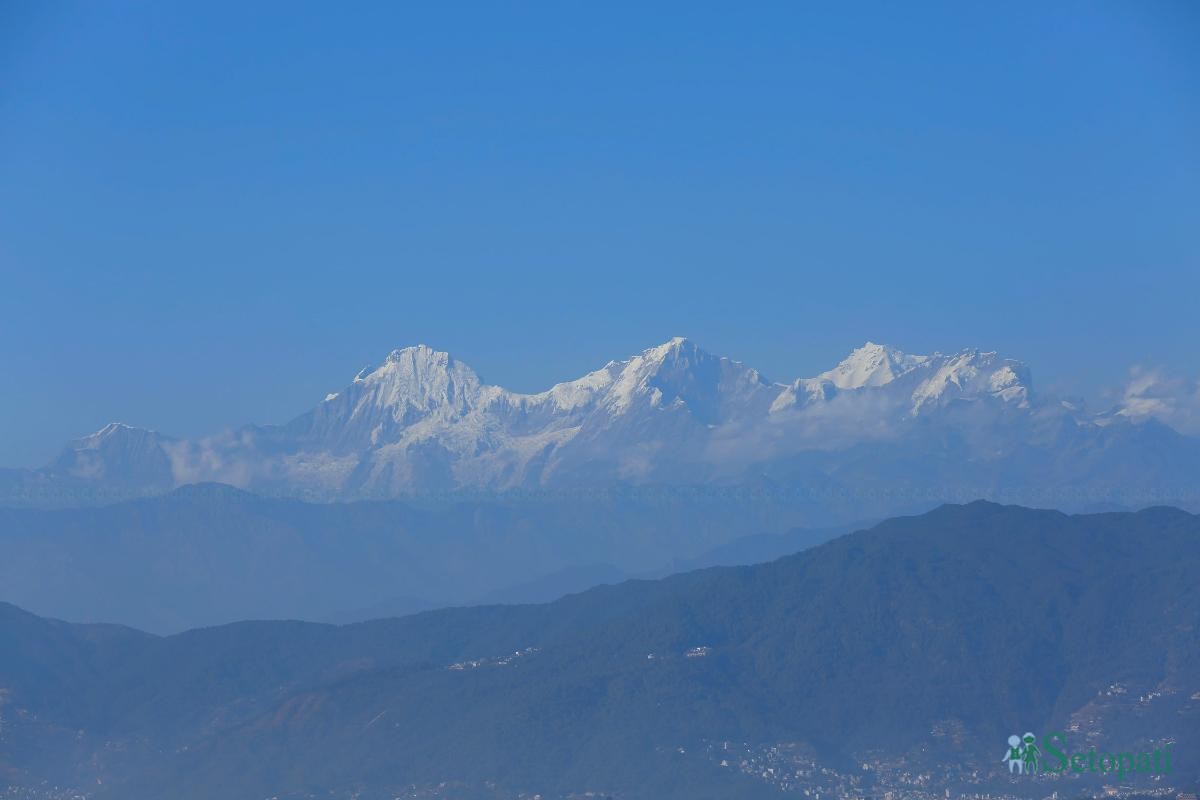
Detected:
[1,501,1197,799]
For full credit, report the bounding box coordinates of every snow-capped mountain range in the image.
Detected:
[5,338,1199,506]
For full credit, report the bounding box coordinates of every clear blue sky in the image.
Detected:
[2,1,1198,466]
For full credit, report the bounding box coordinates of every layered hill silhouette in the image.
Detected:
[2,502,1197,799]
[0,484,848,632]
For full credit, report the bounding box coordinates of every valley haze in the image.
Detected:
[2,502,1198,800]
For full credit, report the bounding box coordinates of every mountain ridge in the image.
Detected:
[2,339,1197,511]
[2,501,1197,799]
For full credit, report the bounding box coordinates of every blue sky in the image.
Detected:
[1,1,1198,466]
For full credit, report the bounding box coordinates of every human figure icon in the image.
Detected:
[1003,734,1024,774]
[1021,732,1040,774]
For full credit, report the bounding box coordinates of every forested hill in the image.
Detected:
[2,501,1198,799]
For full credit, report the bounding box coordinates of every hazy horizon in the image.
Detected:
[3,2,1198,466]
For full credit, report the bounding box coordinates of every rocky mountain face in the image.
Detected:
[3,339,1198,512]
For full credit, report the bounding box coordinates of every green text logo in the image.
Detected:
[1005,731,1174,779]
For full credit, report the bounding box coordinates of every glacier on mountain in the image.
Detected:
[6,338,1200,505]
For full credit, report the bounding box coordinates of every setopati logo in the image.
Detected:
[1004,732,1042,774]
[1004,731,1174,779]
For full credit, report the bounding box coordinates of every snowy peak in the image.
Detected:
[79,422,140,444]
[348,345,483,417]
[644,337,769,388]
[654,336,704,360]
[771,344,1034,416]
[23,337,1130,502]
[601,337,772,423]
[66,422,172,452]
[910,349,1032,412]
[817,342,1033,410]
[310,339,1032,436]
[50,423,175,487]
[820,342,929,389]
[285,345,489,453]
[529,339,717,416]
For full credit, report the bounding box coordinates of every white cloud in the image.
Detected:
[1117,367,1200,436]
